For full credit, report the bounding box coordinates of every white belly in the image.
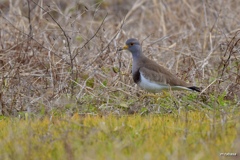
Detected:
[138,73,190,93]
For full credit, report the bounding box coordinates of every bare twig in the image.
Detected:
[30,0,76,95]
[26,0,33,38]
[81,18,125,71]
[72,13,108,60]
[219,30,240,81]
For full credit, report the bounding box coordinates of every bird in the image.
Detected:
[118,38,201,93]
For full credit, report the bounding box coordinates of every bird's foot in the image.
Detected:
[139,91,171,103]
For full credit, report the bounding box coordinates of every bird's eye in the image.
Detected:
[130,43,134,46]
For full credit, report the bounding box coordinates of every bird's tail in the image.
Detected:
[187,86,201,92]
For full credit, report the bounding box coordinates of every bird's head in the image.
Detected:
[118,38,142,56]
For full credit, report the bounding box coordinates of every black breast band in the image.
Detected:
[133,70,141,83]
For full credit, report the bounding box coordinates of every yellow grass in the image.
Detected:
[0,111,239,160]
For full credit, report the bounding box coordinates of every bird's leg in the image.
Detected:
[139,91,171,103]
[160,90,171,98]
[139,93,158,101]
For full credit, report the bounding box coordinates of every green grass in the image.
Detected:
[0,110,239,160]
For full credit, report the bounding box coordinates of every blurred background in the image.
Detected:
[0,0,239,116]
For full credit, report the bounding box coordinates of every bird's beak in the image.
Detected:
[118,45,128,51]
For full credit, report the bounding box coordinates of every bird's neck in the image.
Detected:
[131,52,144,75]
[131,49,143,60]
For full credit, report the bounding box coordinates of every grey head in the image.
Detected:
[118,38,142,58]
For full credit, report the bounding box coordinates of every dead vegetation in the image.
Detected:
[0,0,239,116]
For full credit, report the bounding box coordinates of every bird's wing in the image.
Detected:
[139,59,189,87]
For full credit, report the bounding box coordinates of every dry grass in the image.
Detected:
[0,0,239,116]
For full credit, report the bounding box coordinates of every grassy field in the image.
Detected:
[0,0,239,159]
[0,111,239,160]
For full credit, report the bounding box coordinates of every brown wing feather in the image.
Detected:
[139,56,190,87]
